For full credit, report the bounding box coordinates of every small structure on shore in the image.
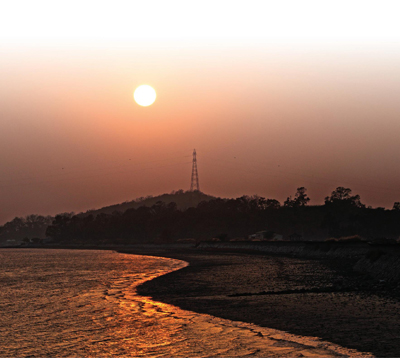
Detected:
[248,231,283,241]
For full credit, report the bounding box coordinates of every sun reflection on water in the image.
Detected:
[0,249,369,357]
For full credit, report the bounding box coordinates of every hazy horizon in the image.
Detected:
[1,1,400,224]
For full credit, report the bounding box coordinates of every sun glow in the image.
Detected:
[134,85,156,107]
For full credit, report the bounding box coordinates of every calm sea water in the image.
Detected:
[0,249,366,357]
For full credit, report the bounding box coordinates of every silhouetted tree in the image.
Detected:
[325,187,364,208]
[294,187,310,206]
[265,199,281,209]
[284,187,310,207]
[45,213,74,242]
[284,196,295,207]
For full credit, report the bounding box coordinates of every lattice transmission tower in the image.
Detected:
[190,149,200,191]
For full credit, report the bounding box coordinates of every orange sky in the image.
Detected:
[1,2,400,223]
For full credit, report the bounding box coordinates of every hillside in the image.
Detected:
[81,190,217,217]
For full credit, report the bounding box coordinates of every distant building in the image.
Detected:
[248,231,282,241]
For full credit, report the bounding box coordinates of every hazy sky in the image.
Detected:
[1,1,400,223]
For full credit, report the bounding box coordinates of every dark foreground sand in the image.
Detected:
[123,247,400,357]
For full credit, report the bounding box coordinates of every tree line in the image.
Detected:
[0,215,53,244]
[40,187,400,245]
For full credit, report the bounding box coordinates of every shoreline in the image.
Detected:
[120,246,400,357]
[4,245,400,356]
[120,249,367,357]
[1,247,369,357]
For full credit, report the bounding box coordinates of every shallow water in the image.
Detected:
[0,249,368,357]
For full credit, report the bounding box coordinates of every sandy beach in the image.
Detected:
[122,247,400,357]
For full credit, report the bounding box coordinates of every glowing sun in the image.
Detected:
[133,85,156,106]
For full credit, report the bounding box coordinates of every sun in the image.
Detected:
[133,85,156,106]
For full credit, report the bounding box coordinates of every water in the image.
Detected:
[0,249,367,357]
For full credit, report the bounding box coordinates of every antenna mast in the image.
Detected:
[190,149,200,191]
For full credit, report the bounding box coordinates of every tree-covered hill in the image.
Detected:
[4,187,400,246]
[80,190,217,217]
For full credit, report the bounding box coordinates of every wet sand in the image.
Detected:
[125,247,400,357]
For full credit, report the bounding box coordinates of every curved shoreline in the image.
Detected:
[5,246,398,355]
[122,246,400,357]
[126,250,369,357]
